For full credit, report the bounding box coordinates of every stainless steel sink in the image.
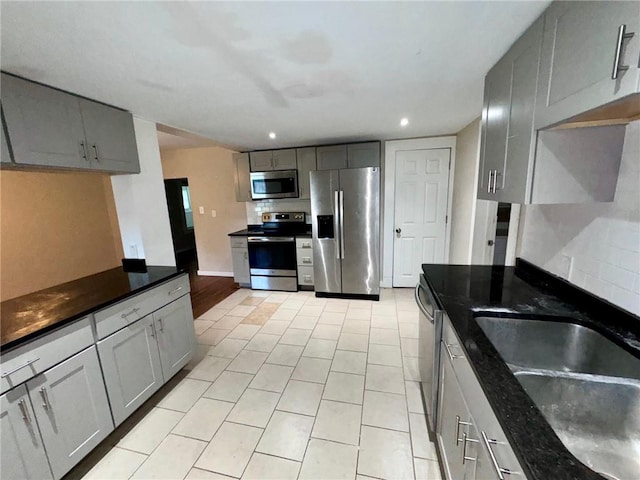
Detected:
[515,371,640,480]
[475,316,640,480]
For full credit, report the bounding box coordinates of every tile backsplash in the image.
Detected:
[518,121,640,316]
[245,199,312,225]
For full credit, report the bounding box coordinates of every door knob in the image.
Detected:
[395,228,401,238]
[487,240,494,246]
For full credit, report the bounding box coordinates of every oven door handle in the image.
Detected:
[247,236,295,242]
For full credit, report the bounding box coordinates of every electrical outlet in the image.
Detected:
[558,254,573,279]
[211,210,217,218]
[198,206,204,214]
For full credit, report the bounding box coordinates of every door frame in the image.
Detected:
[382,136,456,288]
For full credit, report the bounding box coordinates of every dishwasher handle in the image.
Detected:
[415,281,435,324]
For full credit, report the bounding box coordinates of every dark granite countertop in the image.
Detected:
[1,266,184,352]
[421,260,640,480]
[229,225,313,237]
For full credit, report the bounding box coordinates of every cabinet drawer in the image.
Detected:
[298,265,314,286]
[1,317,93,394]
[230,236,248,248]
[297,249,313,266]
[94,275,190,340]
[295,237,312,249]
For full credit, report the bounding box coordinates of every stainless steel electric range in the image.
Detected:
[247,212,307,292]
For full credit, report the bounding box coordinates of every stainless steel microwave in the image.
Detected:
[250,170,299,199]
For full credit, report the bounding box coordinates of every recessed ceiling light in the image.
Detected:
[400,118,409,127]
[269,132,276,139]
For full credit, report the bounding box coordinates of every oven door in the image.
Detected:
[247,237,297,275]
[250,170,299,199]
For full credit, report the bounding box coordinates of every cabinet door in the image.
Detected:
[316,145,348,170]
[28,346,114,479]
[155,295,196,381]
[464,422,495,480]
[347,142,380,168]
[478,57,511,201]
[296,147,317,199]
[233,152,252,202]
[272,148,297,170]
[535,1,640,129]
[97,317,163,426]
[1,73,88,169]
[1,109,11,164]
[79,99,140,173]
[0,385,53,480]
[249,151,274,171]
[437,350,469,480]
[232,247,250,284]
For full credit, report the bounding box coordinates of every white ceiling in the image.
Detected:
[1,1,549,151]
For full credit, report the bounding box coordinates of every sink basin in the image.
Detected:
[475,316,640,380]
[475,316,640,480]
[515,371,640,480]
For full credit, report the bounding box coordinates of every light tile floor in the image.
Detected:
[79,288,442,480]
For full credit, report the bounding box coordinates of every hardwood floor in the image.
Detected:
[184,258,239,318]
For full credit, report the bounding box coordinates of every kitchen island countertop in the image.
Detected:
[422,260,639,480]
[1,266,184,352]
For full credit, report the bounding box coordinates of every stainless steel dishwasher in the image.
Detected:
[415,273,443,435]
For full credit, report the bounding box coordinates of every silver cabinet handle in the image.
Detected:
[92,144,100,162]
[612,24,634,80]
[39,387,50,410]
[18,399,31,423]
[121,307,140,319]
[168,286,183,296]
[481,431,520,478]
[487,170,493,194]
[79,141,88,161]
[455,415,472,445]
[334,191,341,259]
[1,357,40,378]
[462,432,479,464]
[157,318,164,333]
[244,251,248,260]
[149,322,155,338]
[302,257,312,264]
[492,170,502,193]
[444,342,464,360]
[339,190,345,260]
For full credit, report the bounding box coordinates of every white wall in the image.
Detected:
[111,117,176,266]
[518,120,640,315]
[450,118,481,264]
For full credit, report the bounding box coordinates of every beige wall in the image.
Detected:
[161,146,247,274]
[0,170,124,301]
[450,117,481,264]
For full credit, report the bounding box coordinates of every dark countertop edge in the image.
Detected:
[1,269,186,353]
[421,260,639,480]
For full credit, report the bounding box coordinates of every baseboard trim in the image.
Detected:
[197,270,234,277]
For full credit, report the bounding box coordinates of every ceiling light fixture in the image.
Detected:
[269,132,276,139]
[400,118,409,127]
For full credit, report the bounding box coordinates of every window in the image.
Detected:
[181,185,194,229]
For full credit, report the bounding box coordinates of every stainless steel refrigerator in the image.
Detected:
[310,167,380,299]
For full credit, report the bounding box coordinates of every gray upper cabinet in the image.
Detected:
[1,111,11,164]
[316,144,348,170]
[1,73,140,174]
[233,152,252,202]
[28,346,113,479]
[79,98,140,173]
[249,150,274,171]
[347,142,380,168]
[1,73,88,169]
[97,315,164,426]
[535,1,640,129]
[0,385,53,480]
[296,147,317,199]
[250,149,297,171]
[154,295,196,381]
[478,17,543,203]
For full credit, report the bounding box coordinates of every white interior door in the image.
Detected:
[471,200,498,265]
[393,148,451,287]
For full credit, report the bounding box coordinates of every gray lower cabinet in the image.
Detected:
[1,110,12,164]
[79,98,140,173]
[0,384,53,480]
[1,73,140,173]
[535,1,640,129]
[347,142,380,168]
[154,295,197,380]
[230,237,250,285]
[233,152,252,202]
[296,147,317,199]
[27,345,114,479]
[316,145,348,170]
[97,315,164,426]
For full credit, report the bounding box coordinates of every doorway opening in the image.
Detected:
[164,178,197,272]
[471,200,520,266]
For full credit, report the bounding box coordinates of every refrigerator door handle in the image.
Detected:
[334,190,341,259]
[339,190,345,259]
